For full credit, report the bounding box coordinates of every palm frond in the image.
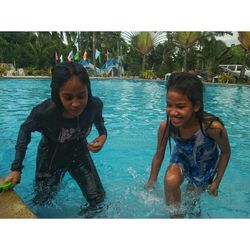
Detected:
[238,32,250,51]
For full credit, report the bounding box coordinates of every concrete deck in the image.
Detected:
[0,178,36,218]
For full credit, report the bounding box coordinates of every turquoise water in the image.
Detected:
[0,78,249,218]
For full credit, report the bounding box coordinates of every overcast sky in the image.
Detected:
[217,32,240,46]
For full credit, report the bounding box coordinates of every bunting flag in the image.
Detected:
[55,51,59,61]
[95,49,100,59]
[74,52,79,61]
[83,51,87,61]
[67,51,74,61]
[60,54,63,63]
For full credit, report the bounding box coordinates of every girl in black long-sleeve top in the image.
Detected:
[4,61,107,208]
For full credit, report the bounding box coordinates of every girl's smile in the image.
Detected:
[166,90,200,128]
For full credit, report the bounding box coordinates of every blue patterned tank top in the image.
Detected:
[169,128,219,187]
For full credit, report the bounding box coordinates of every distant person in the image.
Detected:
[146,72,231,217]
[4,61,107,211]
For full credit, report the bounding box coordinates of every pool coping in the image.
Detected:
[0,178,36,218]
[1,76,250,87]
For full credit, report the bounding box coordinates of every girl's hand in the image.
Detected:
[87,135,106,153]
[4,171,21,189]
[208,180,219,196]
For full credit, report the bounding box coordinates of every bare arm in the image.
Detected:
[146,120,169,187]
[207,121,231,195]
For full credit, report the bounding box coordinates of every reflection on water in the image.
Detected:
[0,79,250,218]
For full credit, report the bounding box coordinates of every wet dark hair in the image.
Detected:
[161,72,223,149]
[50,61,92,111]
[167,72,204,119]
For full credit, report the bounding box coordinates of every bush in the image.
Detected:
[156,64,169,79]
[140,70,154,79]
[0,65,6,76]
[24,67,51,76]
[100,73,109,77]
[124,70,133,77]
[24,67,35,76]
[219,72,236,84]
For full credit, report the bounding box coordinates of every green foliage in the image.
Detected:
[24,67,51,76]
[100,72,109,77]
[174,32,202,72]
[219,72,235,83]
[140,70,154,79]
[124,71,132,77]
[156,64,169,79]
[0,65,6,76]
[123,32,166,72]
[174,32,202,49]
[238,32,250,51]
[0,31,250,81]
[86,71,96,77]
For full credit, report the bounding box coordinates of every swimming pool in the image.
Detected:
[0,78,249,218]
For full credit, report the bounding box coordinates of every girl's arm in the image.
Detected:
[146,120,169,188]
[88,97,107,153]
[207,121,231,196]
[4,103,43,188]
[4,120,35,188]
[10,106,42,172]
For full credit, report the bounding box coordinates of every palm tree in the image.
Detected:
[26,32,59,68]
[238,32,250,81]
[122,31,166,72]
[198,33,231,75]
[174,32,202,72]
[92,32,97,76]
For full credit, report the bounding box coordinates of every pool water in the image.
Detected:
[0,78,249,218]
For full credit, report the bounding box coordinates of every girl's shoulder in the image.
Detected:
[159,119,168,130]
[202,112,225,139]
[202,112,224,130]
[32,98,53,109]
[30,99,56,119]
[90,96,103,108]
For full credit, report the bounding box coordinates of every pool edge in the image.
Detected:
[0,189,36,219]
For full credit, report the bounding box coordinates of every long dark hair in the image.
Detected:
[168,72,204,120]
[50,61,92,111]
[161,72,223,149]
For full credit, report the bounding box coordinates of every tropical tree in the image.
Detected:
[238,32,250,81]
[198,33,231,75]
[122,31,166,72]
[148,33,177,78]
[76,32,126,70]
[174,32,202,72]
[27,32,61,69]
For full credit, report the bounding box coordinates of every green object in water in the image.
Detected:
[0,181,12,191]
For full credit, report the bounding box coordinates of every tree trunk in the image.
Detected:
[240,48,247,82]
[92,32,97,76]
[183,47,188,72]
[142,54,146,72]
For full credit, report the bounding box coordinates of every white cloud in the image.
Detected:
[216,32,240,46]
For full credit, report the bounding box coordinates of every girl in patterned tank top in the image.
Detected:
[146,72,231,217]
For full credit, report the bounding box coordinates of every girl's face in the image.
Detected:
[59,76,88,118]
[166,89,200,128]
